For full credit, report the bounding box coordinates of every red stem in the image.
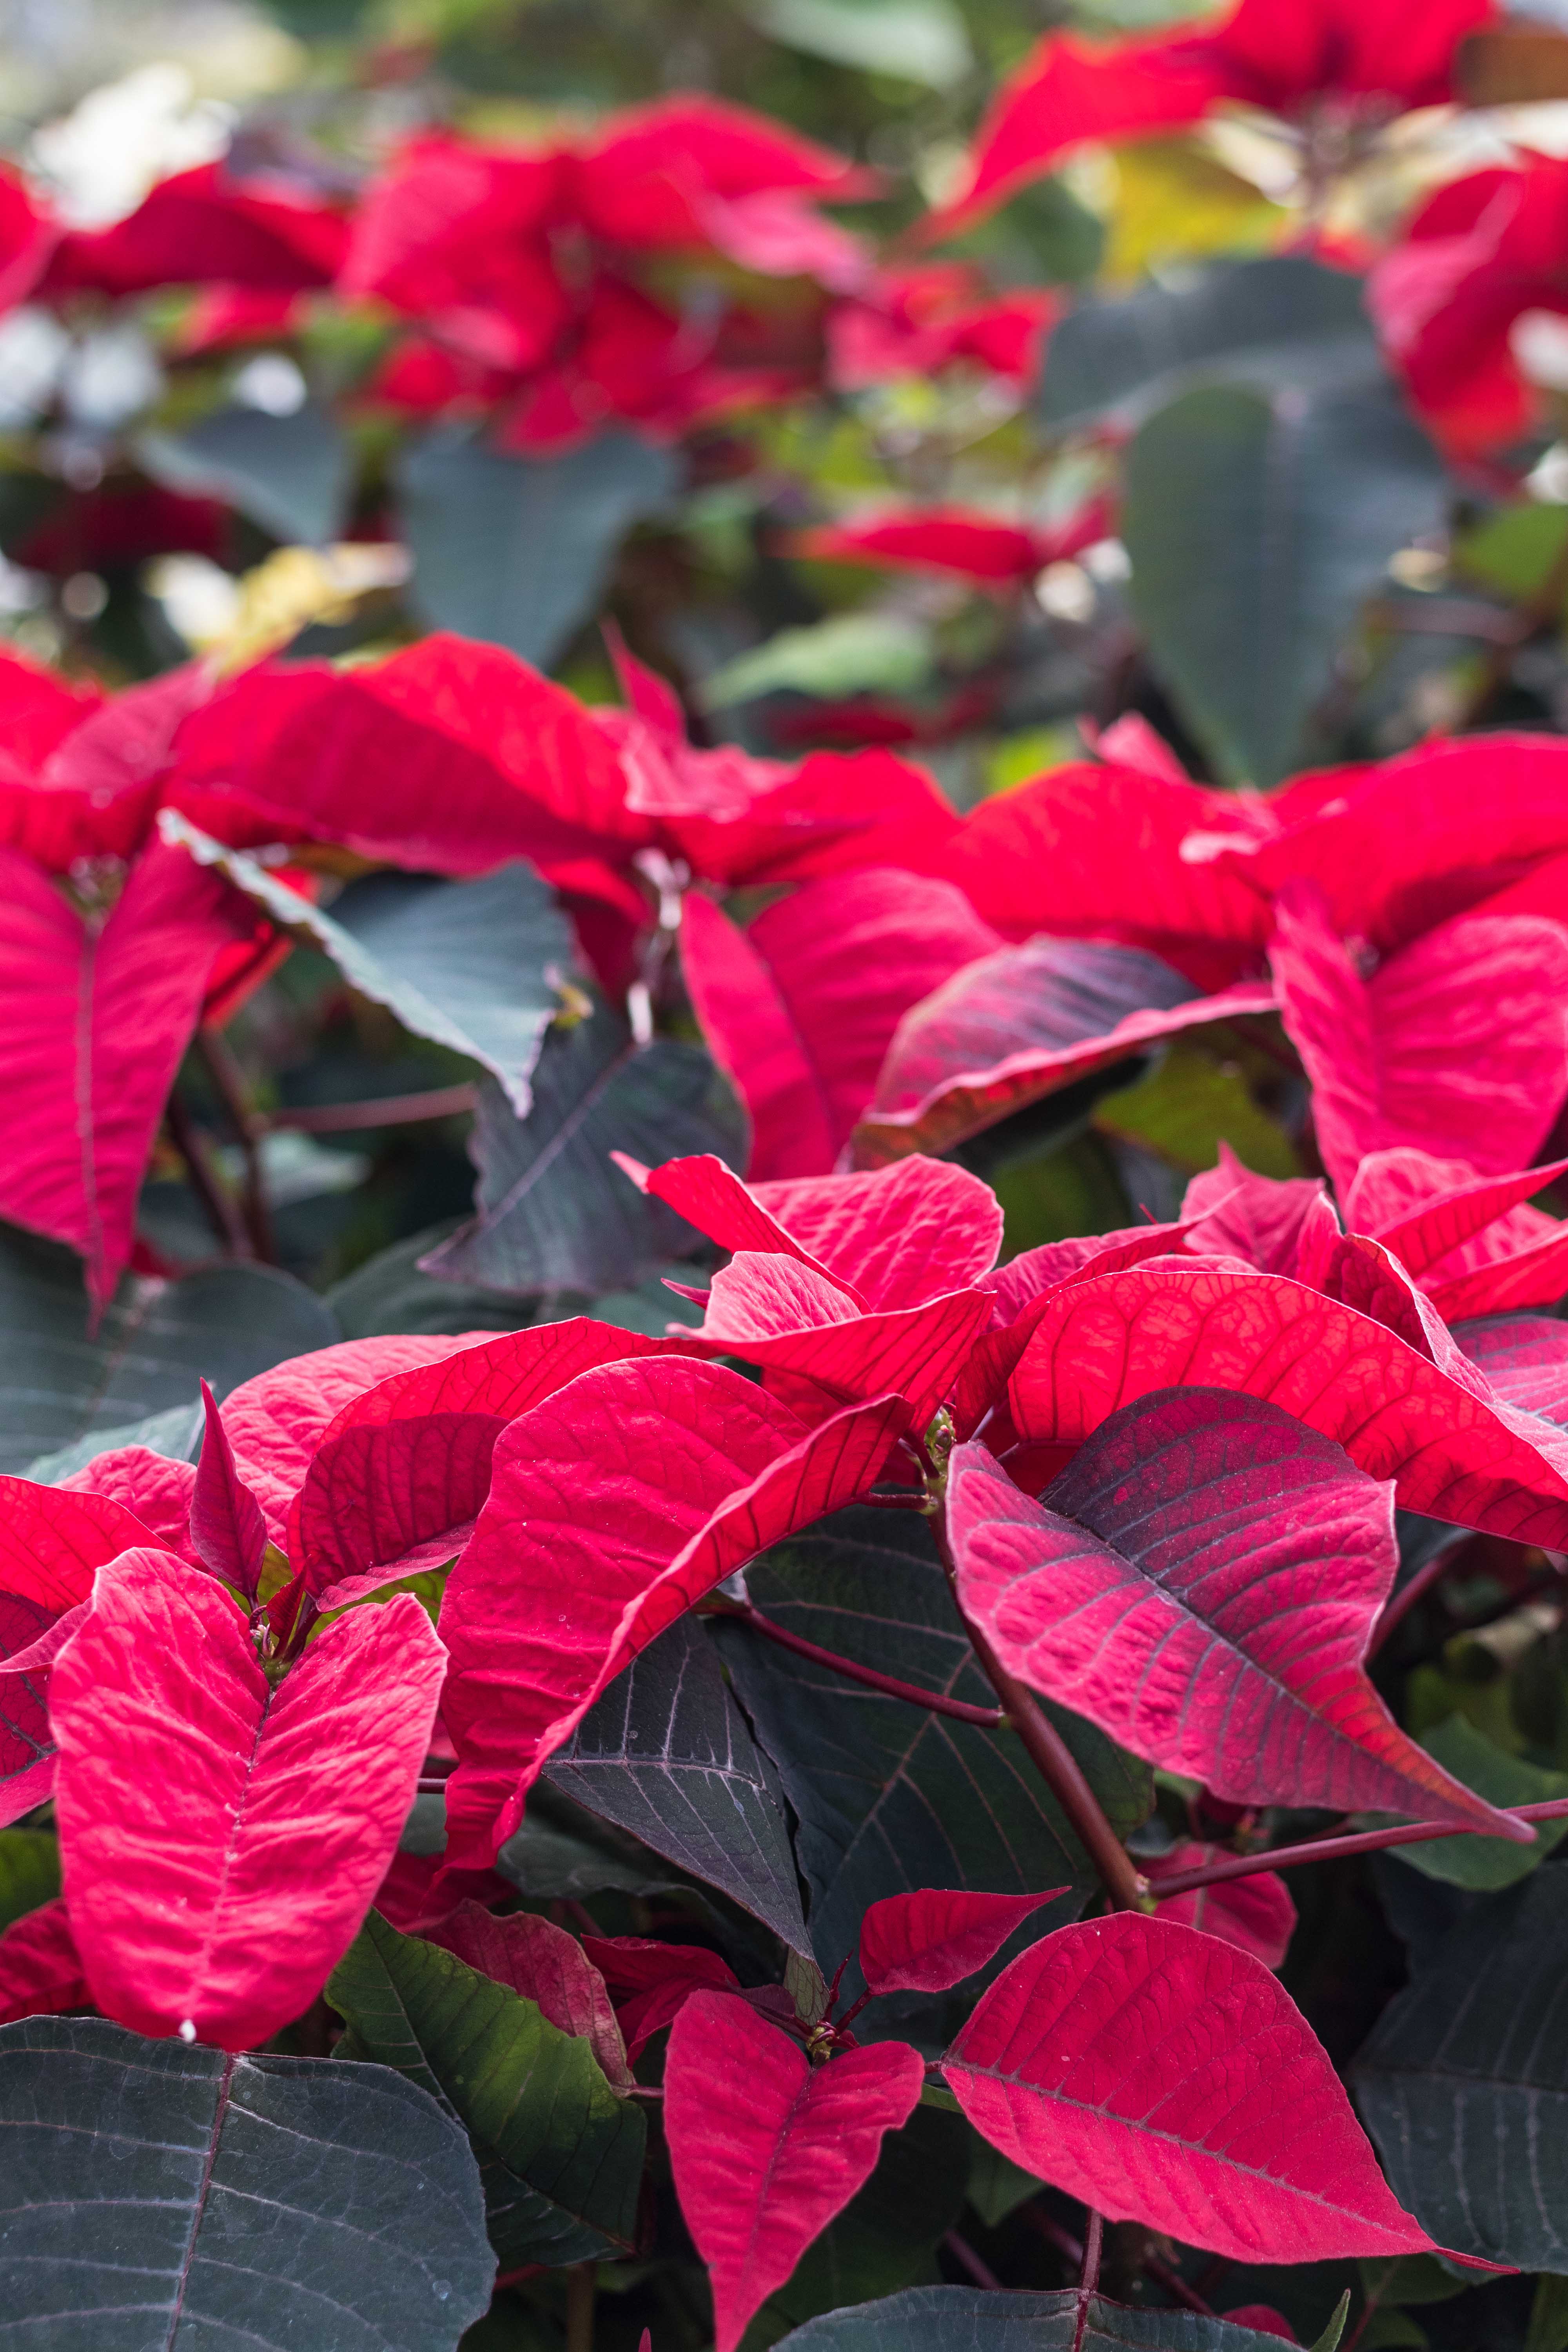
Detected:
[1368,1544,1468,1655]
[944,2230,1003,2290]
[711,1600,1006,1727]
[262,1084,478,1134]
[1149,1795,1568,1896]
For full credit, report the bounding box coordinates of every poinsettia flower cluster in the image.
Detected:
[0,1129,1543,2328]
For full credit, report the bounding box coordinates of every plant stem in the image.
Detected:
[195,1028,275,1261]
[566,2261,596,2352]
[932,1511,1148,1909]
[263,1083,478,1134]
[709,1600,1007,1727]
[164,1092,252,1258]
[944,2230,1003,2290]
[1368,1544,1468,1655]
[1079,2210,1104,2296]
[1148,1795,1568,1896]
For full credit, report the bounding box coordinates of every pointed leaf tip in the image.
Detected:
[859,1887,1068,1996]
[189,1378,269,1600]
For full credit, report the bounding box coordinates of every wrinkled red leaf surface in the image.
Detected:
[855,936,1273,1165]
[439,1361,907,1866]
[0,838,252,1305]
[949,1394,1516,1831]
[60,1445,198,1564]
[583,1935,742,2062]
[427,1901,632,2085]
[0,1898,87,2026]
[681,871,998,1180]
[52,1548,444,2048]
[1452,1314,1568,1429]
[1270,884,1568,1192]
[859,1886,1067,1995]
[189,1380,268,1599]
[1005,1265,1568,1549]
[1145,1846,1296,1969]
[942,1912,1445,2261]
[665,1987,924,2352]
[1182,1147,1328,1274]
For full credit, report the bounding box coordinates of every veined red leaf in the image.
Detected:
[0,1479,157,1828]
[1144,1846,1296,1969]
[1005,1264,1568,1549]
[859,1887,1067,1996]
[854,936,1274,1165]
[289,1320,672,1590]
[1429,1236,1568,1321]
[1270,883,1568,1192]
[1182,1145,1328,1274]
[682,1252,991,1425]
[60,1446,198,1564]
[439,1361,908,1866]
[0,838,252,1307]
[681,872,998,1180]
[942,1912,1446,2261]
[665,1987,924,2352]
[1288,1209,1491,1392]
[982,1218,1200,1331]
[426,1901,632,2087]
[1451,1314,1568,1430]
[51,1548,445,2049]
[925,758,1271,967]
[623,1150,1002,1309]
[189,1379,267,1600]
[0,1898,87,2025]
[1345,1149,1568,1276]
[581,1935,741,2063]
[666,746,961,893]
[948,1395,1517,1832]
[220,1334,483,1545]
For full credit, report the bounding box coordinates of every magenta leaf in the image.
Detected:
[1005,1263,1568,1550]
[859,1887,1067,1996]
[942,1912,1446,2262]
[1270,881,1568,1192]
[51,1547,445,2048]
[1346,1149,1568,1279]
[1450,1314,1568,1429]
[948,1392,1521,1831]
[681,871,998,1180]
[1144,1846,1296,1969]
[583,1935,742,2062]
[439,1359,908,1866]
[427,1900,632,2086]
[664,1986,924,2352]
[0,1898,87,2026]
[1182,1144,1328,1274]
[854,936,1273,1166]
[188,1379,268,1599]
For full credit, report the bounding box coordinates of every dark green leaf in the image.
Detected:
[1527,2273,1568,2352]
[397,426,678,669]
[1123,377,1446,786]
[715,1506,1151,1980]
[139,397,352,544]
[544,1615,810,1954]
[328,1225,543,1340]
[0,2013,493,2348]
[778,2287,1323,2349]
[26,1399,205,1482]
[742,2105,972,2349]
[1353,1865,1568,2268]
[497,1782,702,1901]
[166,827,575,1119]
[0,1222,339,1474]
[1387,1716,1568,1890]
[0,1828,58,1932]
[1038,254,1373,432]
[421,1001,748,1296]
[327,1909,647,2267]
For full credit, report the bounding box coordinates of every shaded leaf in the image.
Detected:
[397,426,677,670]
[328,1907,647,2267]
[544,1613,810,1953]
[0,2012,493,2347]
[25,1399,205,1485]
[715,1506,1148,1977]
[777,2288,1339,2348]
[1354,1865,1568,2269]
[1386,1715,1568,1890]
[0,1827,57,1934]
[167,819,575,1119]
[422,1000,748,1296]
[0,1224,337,1474]
[1123,378,1445,786]
[140,397,353,546]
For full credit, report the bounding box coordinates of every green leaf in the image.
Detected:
[715,1506,1151,1978]
[26,1399,204,1483]
[396,426,677,670]
[744,0,971,86]
[1310,2294,1354,2352]
[0,2013,494,2347]
[1092,1042,1301,1179]
[0,1828,58,1933]
[497,1784,701,1902]
[139,397,352,545]
[1354,1865,1568,2267]
[1356,2259,1466,2310]
[701,613,932,709]
[1527,2273,1568,2352]
[164,822,574,1120]
[1386,1715,1568,1890]
[1123,378,1446,785]
[421,1000,748,1296]
[742,2106,972,2349]
[1038,254,1374,433]
[327,1909,647,2267]
[965,2141,1044,2229]
[0,1222,338,1474]
[328,1225,542,1340]
[777,2288,1327,2348]
[544,1615,810,1954]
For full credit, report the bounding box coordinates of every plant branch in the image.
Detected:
[195,1029,275,1261]
[261,1083,479,1134]
[1079,2210,1104,2296]
[164,1093,252,1258]
[566,2261,596,2352]
[1148,1796,1568,1896]
[1368,1544,1468,1655]
[709,1600,1005,1727]
[932,1511,1149,1911]
[944,2230,1003,2290]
